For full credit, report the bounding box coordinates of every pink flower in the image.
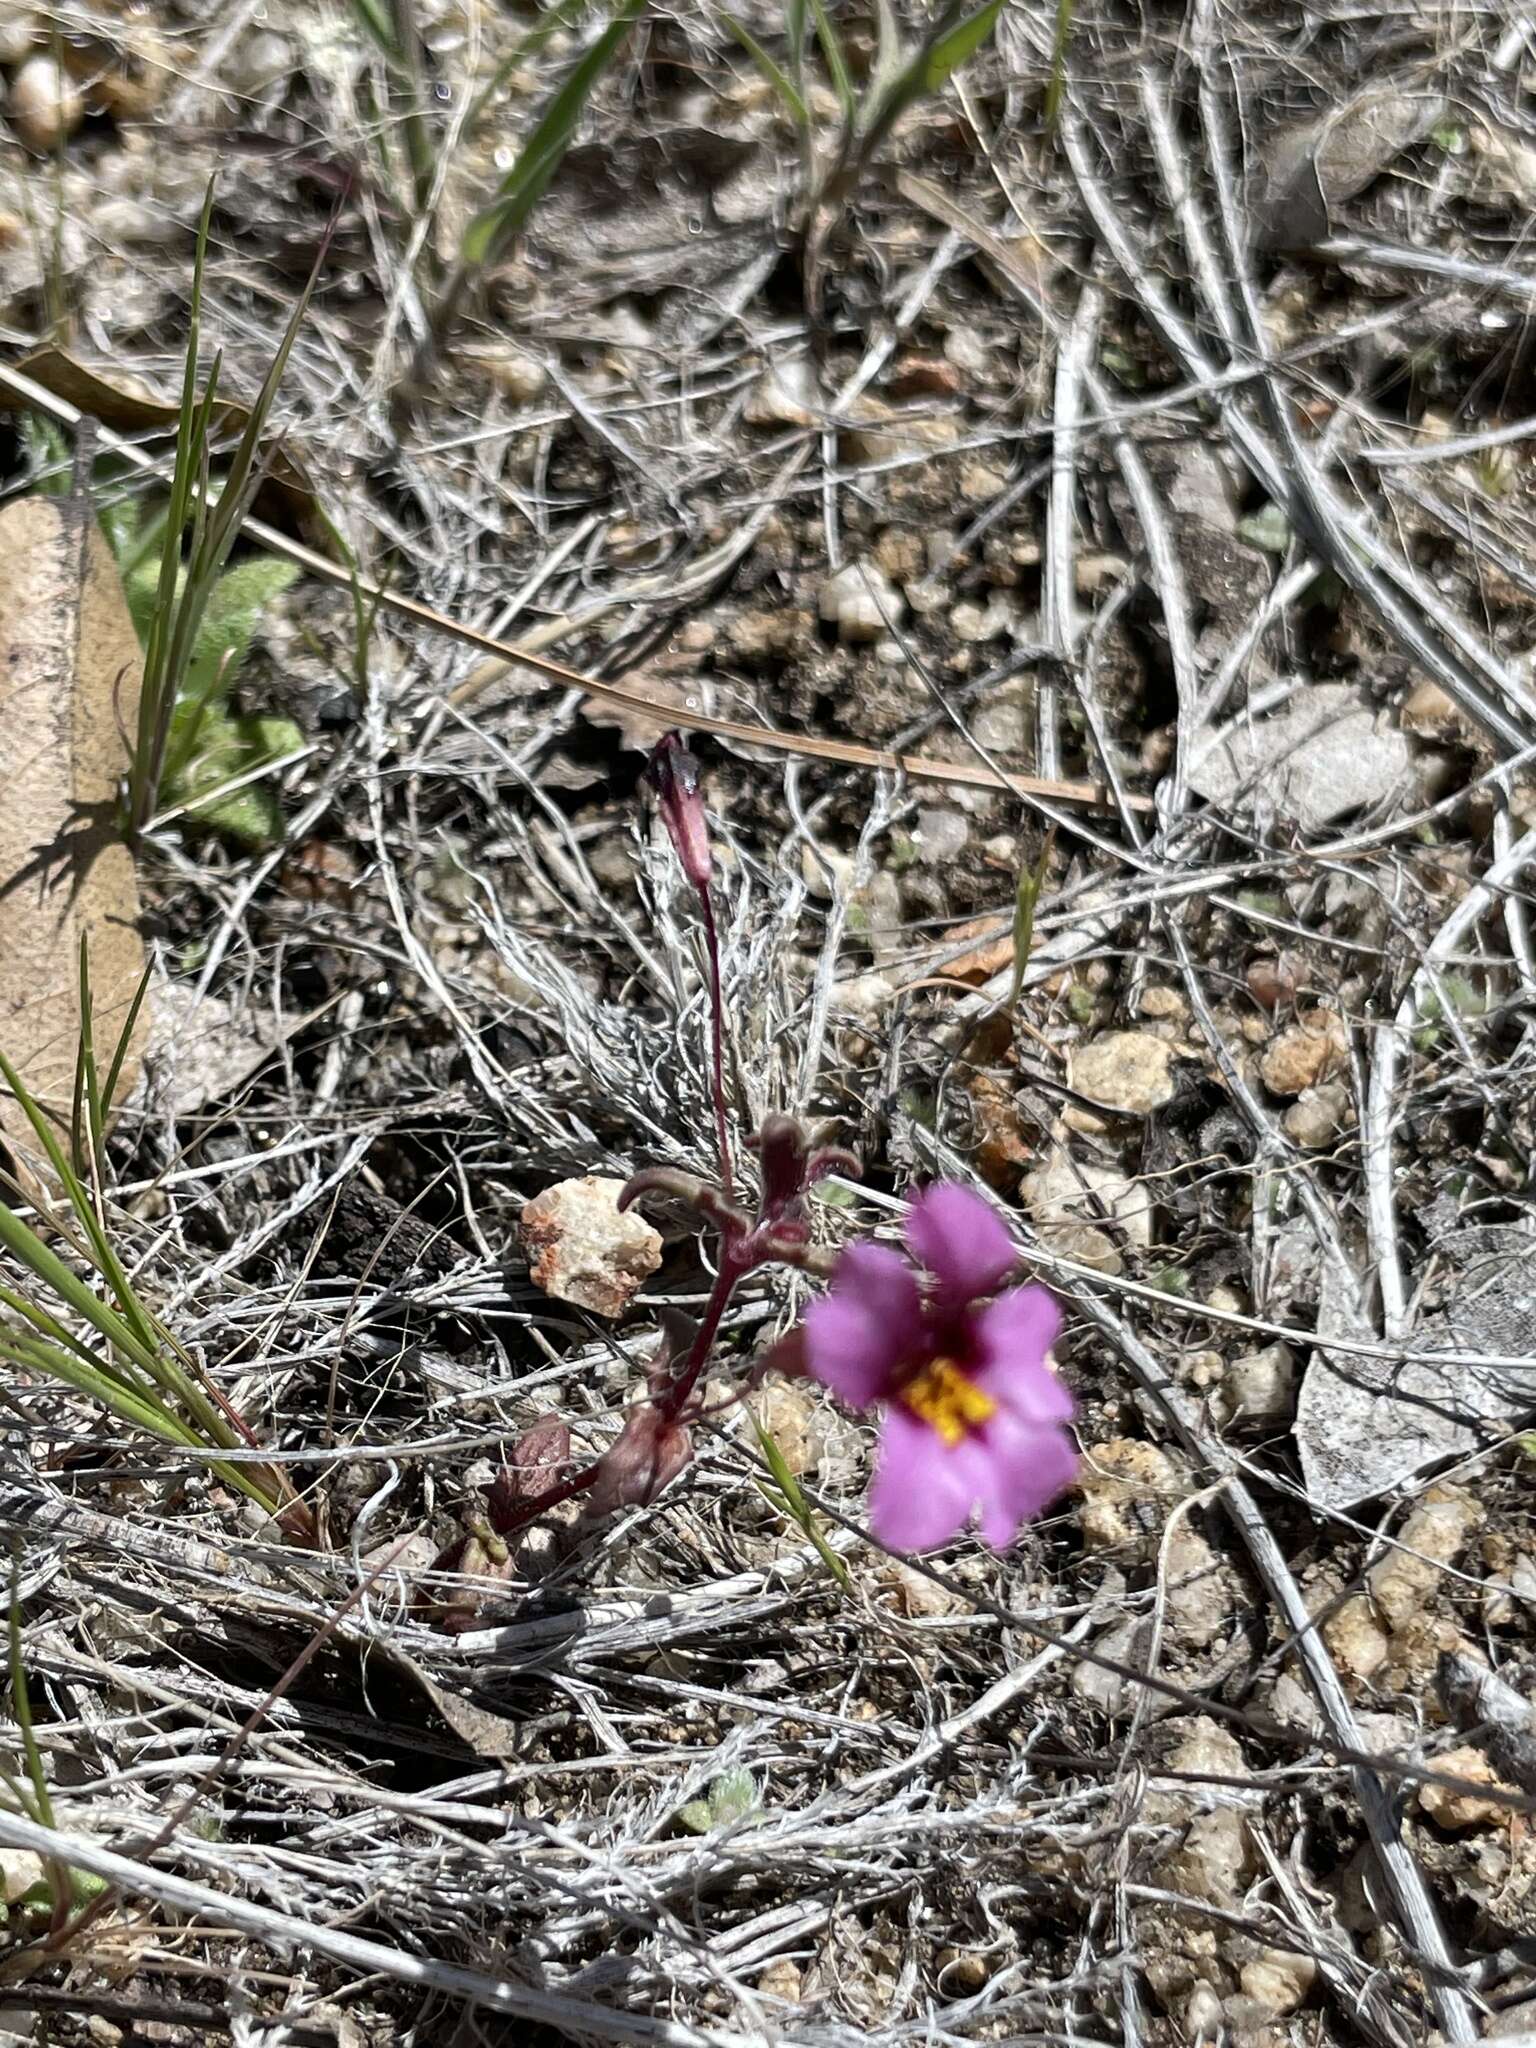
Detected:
[803,1184,1076,1551]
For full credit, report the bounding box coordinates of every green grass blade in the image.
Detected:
[785,0,807,71]
[349,0,397,53]
[461,0,645,269]
[869,0,1004,134]
[0,1331,277,1515]
[99,962,152,1140]
[0,1330,197,1445]
[135,192,214,789]
[914,0,1003,92]
[751,1415,852,1592]
[1008,826,1054,1015]
[74,935,104,1194]
[9,1551,56,1832]
[0,1049,162,1363]
[0,1059,239,1459]
[721,11,809,127]
[1044,0,1072,129]
[465,0,594,136]
[808,0,854,123]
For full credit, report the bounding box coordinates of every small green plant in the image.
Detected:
[23,409,304,847]
[0,947,314,1543]
[349,0,439,220]
[722,0,1005,243]
[116,533,303,846]
[0,1551,105,1923]
[677,1765,760,1835]
[123,182,315,842]
[426,0,646,354]
[1410,973,1487,1054]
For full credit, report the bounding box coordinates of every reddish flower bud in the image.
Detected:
[620,1166,750,1240]
[645,731,713,894]
[750,1113,810,1219]
[584,1404,693,1518]
[486,1413,572,1532]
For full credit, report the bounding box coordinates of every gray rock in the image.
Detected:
[1189,684,1412,829]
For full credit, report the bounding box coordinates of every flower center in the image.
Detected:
[901,1357,997,1447]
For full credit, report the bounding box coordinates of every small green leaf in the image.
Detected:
[19,412,71,495]
[462,0,645,270]
[720,10,809,127]
[184,555,299,705]
[163,703,304,847]
[707,1766,759,1823]
[1099,343,1146,390]
[1237,503,1292,554]
[677,1800,714,1835]
[194,784,285,847]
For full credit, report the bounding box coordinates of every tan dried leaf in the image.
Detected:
[0,494,145,1148]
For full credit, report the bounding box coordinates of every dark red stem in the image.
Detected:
[656,1239,755,1426]
[695,886,734,1203]
[489,1462,601,1539]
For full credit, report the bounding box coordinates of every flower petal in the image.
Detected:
[905,1183,1018,1303]
[802,1243,920,1406]
[868,1407,972,1550]
[972,1413,1079,1549]
[971,1288,1072,1421]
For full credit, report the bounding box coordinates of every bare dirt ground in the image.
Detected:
[3,2,1536,2043]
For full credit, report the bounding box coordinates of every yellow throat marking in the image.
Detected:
[901,1358,997,1447]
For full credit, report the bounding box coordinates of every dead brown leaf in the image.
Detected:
[0,494,145,1148]
[0,348,320,534]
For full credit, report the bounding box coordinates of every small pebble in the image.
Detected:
[1417,1743,1515,1829]
[1238,1949,1317,2018]
[483,347,548,403]
[9,54,83,150]
[1369,1485,1483,1629]
[1245,954,1300,1010]
[1214,1343,1295,1427]
[755,1958,803,2002]
[915,806,969,863]
[818,562,901,644]
[1165,1520,1234,1650]
[1401,679,1462,737]
[0,13,36,65]
[1068,1031,1176,1117]
[1282,1081,1351,1149]
[1077,1438,1183,1554]
[520,1176,662,1319]
[231,29,293,93]
[1259,1007,1347,1096]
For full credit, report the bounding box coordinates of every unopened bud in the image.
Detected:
[584,1404,693,1518]
[750,1113,810,1219]
[645,731,713,894]
[486,1413,572,1532]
